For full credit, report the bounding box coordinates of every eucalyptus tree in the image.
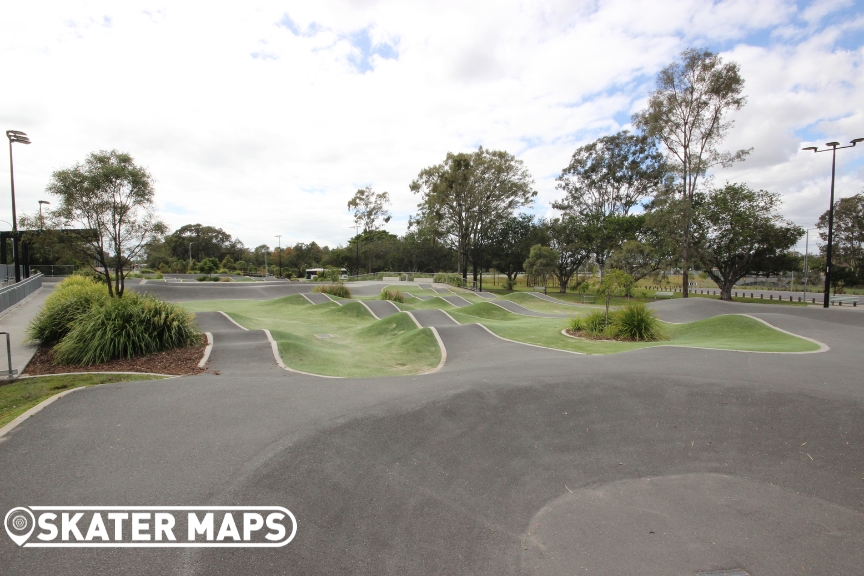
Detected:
[411,147,535,281]
[691,183,802,301]
[632,48,750,297]
[554,131,666,278]
[487,214,541,288]
[347,186,392,232]
[45,150,166,297]
[817,192,864,276]
[546,215,593,293]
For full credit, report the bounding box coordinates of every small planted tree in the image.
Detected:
[198,257,219,278]
[596,269,634,327]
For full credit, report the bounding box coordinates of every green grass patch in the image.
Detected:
[186,299,440,377]
[449,310,819,355]
[394,296,457,311]
[0,373,166,429]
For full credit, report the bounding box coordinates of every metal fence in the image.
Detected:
[0,273,43,315]
[30,265,75,277]
[0,264,24,284]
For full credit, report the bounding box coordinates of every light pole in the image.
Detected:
[7,130,31,283]
[275,235,282,279]
[801,227,817,303]
[350,225,360,276]
[802,138,863,307]
[38,200,50,230]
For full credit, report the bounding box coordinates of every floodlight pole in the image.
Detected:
[275,234,282,279]
[350,225,361,276]
[801,138,863,308]
[7,130,31,283]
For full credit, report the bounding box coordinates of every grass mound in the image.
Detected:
[27,275,108,345]
[51,293,201,365]
[314,282,352,299]
[380,288,405,303]
[322,301,375,320]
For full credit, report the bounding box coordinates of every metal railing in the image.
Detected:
[0,273,43,315]
[0,332,17,379]
[30,265,75,277]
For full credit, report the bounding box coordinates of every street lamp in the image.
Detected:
[7,130,31,283]
[38,200,50,230]
[275,235,282,279]
[801,138,863,308]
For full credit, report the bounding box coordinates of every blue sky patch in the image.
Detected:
[346,28,398,73]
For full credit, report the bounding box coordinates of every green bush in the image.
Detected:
[27,276,108,345]
[433,273,466,287]
[51,293,201,365]
[612,302,666,341]
[380,289,405,303]
[313,283,352,299]
[581,310,608,334]
[502,277,516,290]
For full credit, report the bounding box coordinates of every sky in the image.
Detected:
[1,0,862,254]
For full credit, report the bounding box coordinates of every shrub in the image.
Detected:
[380,289,405,303]
[581,310,608,335]
[567,316,584,332]
[51,293,201,365]
[611,302,666,341]
[433,273,466,287]
[27,276,108,345]
[313,282,352,299]
[502,277,516,290]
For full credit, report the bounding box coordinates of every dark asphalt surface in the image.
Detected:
[1,283,862,575]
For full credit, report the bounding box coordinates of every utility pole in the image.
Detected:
[350,225,361,276]
[275,235,282,279]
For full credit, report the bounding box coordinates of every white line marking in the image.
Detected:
[218,311,248,330]
[423,327,447,374]
[403,311,423,328]
[300,293,316,304]
[382,300,401,313]
[439,309,462,325]
[262,329,343,378]
[475,323,585,355]
[198,332,214,368]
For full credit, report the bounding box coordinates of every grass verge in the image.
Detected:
[0,374,166,429]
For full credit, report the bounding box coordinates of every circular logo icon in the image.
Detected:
[4,507,35,546]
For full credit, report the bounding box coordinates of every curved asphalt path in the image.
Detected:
[1,287,863,575]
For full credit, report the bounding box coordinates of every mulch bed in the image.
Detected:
[23,337,208,376]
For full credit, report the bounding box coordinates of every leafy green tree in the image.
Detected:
[411,147,536,282]
[347,186,392,232]
[691,183,803,300]
[198,257,219,278]
[596,269,634,326]
[632,48,750,297]
[523,244,558,288]
[220,255,236,271]
[546,216,592,293]
[554,132,666,279]
[487,214,540,286]
[817,192,864,276]
[45,149,166,297]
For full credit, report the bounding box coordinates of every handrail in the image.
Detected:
[0,332,17,379]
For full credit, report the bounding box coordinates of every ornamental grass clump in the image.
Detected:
[379,288,405,303]
[51,293,201,365]
[612,302,666,342]
[313,282,352,299]
[27,275,108,345]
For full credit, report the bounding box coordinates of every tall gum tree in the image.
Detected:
[45,150,165,297]
[411,147,535,282]
[553,131,666,280]
[632,48,750,297]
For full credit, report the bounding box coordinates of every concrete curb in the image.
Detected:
[198,332,214,368]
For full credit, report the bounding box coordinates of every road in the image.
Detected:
[0,282,862,575]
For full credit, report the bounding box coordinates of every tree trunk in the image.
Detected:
[682,224,690,298]
[720,282,732,301]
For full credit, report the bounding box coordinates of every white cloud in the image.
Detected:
[0,0,861,253]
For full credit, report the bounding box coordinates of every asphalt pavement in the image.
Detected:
[1,282,862,575]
